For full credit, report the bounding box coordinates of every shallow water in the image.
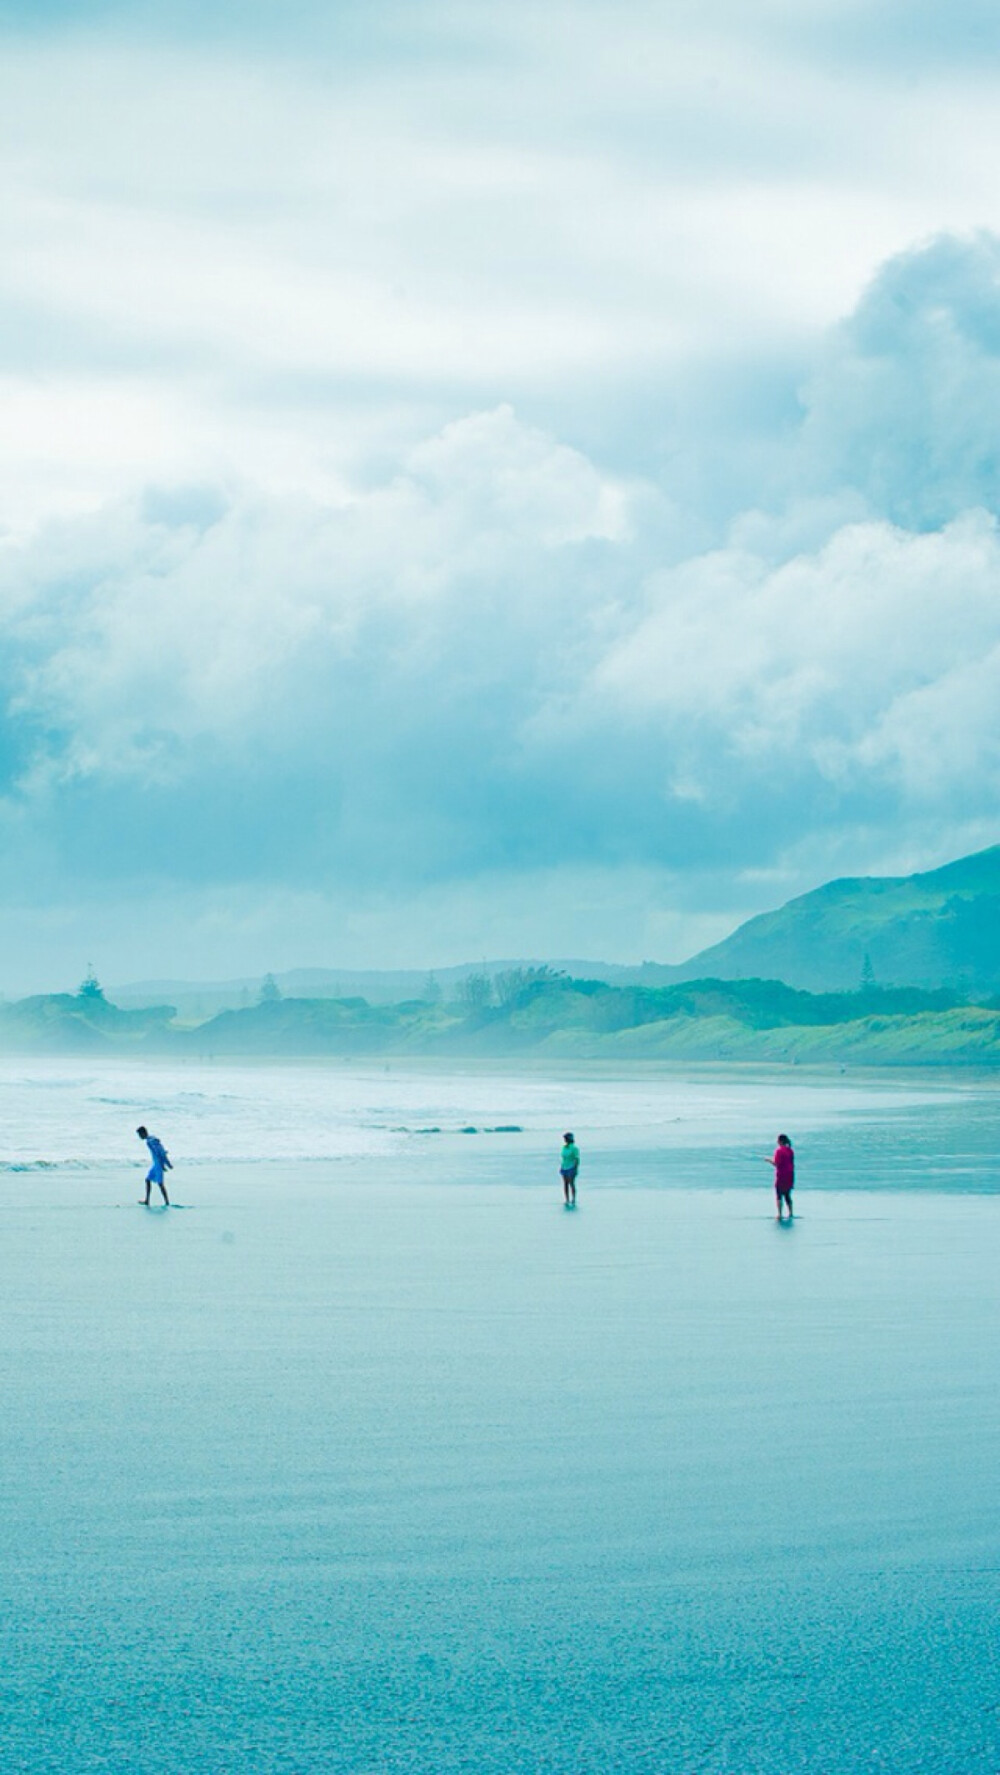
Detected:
[0,1053,994,1185]
[1,1061,999,1771]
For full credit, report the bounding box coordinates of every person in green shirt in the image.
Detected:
[560,1133,580,1205]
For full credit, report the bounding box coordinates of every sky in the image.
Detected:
[3,1,1000,991]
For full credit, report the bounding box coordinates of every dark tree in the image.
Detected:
[460,972,493,1009]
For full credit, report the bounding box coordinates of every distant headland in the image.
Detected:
[5,844,1000,1063]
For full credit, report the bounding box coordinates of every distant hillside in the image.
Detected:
[6,973,999,1065]
[111,957,676,1018]
[673,846,1000,993]
[0,991,176,1053]
[106,843,1000,1013]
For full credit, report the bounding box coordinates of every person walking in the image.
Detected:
[769,1133,794,1220]
[560,1132,580,1206]
[137,1125,172,1206]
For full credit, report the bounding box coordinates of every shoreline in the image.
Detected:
[4,1046,999,1085]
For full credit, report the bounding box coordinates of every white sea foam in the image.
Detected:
[0,1054,960,1172]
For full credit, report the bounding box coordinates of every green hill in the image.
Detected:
[178,975,977,1063]
[673,845,1000,992]
[7,843,1000,1058]
[0,991,176,1053]
[2,972,1000,1064]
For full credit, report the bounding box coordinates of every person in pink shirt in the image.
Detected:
[769,1134,795,1220]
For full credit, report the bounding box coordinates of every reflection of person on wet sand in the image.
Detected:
[560,1133,580,1205]
[137,1125,172,1207]
[767,1134,794,1221]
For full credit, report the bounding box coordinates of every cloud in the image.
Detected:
[762,0,1000,74]
[798,233,1000,530]
[3,345,1000,941]
[0,409,638,887]
[579,510,1000,817]
[5,4,1000,537]
[2,0,1000,982]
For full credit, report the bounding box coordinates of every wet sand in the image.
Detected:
[0,1165,998,1771]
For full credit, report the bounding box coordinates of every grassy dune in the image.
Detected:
[4,977,1000,1063]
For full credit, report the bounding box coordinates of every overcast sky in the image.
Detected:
[3,0,1000,991]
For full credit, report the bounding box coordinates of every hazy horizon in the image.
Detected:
[17,947,674,1003]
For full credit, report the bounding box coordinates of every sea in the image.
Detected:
[2,1052,999,1188]
[1,1057,998,1772]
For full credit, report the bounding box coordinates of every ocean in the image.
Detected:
[1,1058,998,1771]
[0,1052,995,1188]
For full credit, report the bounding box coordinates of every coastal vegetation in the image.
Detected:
[9,845,1000,1063]
[3,972,1000,1064]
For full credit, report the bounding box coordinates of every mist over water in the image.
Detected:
[0,1055,987,1179]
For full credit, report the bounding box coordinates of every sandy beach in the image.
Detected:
[1,1062,999,1771]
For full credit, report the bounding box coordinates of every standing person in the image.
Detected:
[560,1132,580,1206]
[137,1125,172,1207]
[769,1133,794,1221]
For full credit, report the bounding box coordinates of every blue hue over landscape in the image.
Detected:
[3,4,1000,985]
[1,1061,999,1771]
[5,7,1000,1770]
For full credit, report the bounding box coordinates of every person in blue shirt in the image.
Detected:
[137,1125,172,1206]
